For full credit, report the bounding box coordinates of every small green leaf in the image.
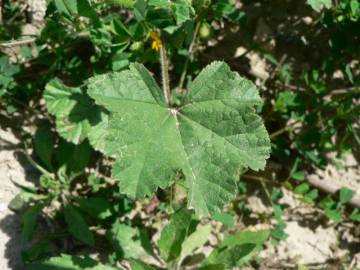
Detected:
[213,0,236,19]
[28,254,121,270]
[111,19,132,38]
[339,187,355,205]
[307,0,332,12]
[64,205,95,246]
[292,171,305,181]
[87,174,103,192]
[350,0,360,16]
[275,91,304,114]
[345,64,354,84]
[212,212,235,227]
[56,140,91,178]
[319,196,336,209]
[303,189,319,203]
[350,209,360,222]
[146,5,174,27]
[107,220,150,260]
[202,244,256,268]
[112,52,131,71]
[9,189,42,212]
[324,208,342,224]
[294,183,310,195]
[54,0,78,18]
[202,230,269,267]
[158,208,193,262]
[20,46,32,59]
[172,1,193,25]
[34,126,54,170]
[148,0,170,8]
[180,224,212,261]
[110,0,135,8]
[129,259,156,270]
[22,204,44,241]
[77,0,100,25]
[77,197,113,220]
[272,222,288,241]
[0,55,20,77]
[134,0,147,21]
[221,229,270,247]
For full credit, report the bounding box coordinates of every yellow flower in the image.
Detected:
[150,31,162,51]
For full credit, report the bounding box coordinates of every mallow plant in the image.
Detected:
[45,59,270,217]
[35,44,271,267]
[17,5,271,265]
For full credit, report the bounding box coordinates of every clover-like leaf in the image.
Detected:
[87,61,270,217]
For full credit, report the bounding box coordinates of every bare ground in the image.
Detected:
[0,126,39,270]
[0,127,25,270]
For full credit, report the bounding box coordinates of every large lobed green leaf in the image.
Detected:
[87,61,270,217]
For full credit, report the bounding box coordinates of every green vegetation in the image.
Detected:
[0,0,359,269]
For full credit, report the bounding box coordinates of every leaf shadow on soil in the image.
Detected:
[0,214,25,270]
[0,115,41,270]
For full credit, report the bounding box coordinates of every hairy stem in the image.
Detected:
[269,121,299,139]
[160,42,172,107]
[0,37,36,47]
[178,21,201,90]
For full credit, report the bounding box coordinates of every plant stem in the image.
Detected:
[160,42,172,107]
[178,21,201,90]
[22,143,54,179]
[269,122,298,139]
[307,175,360,208]
[0,37,36,47]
